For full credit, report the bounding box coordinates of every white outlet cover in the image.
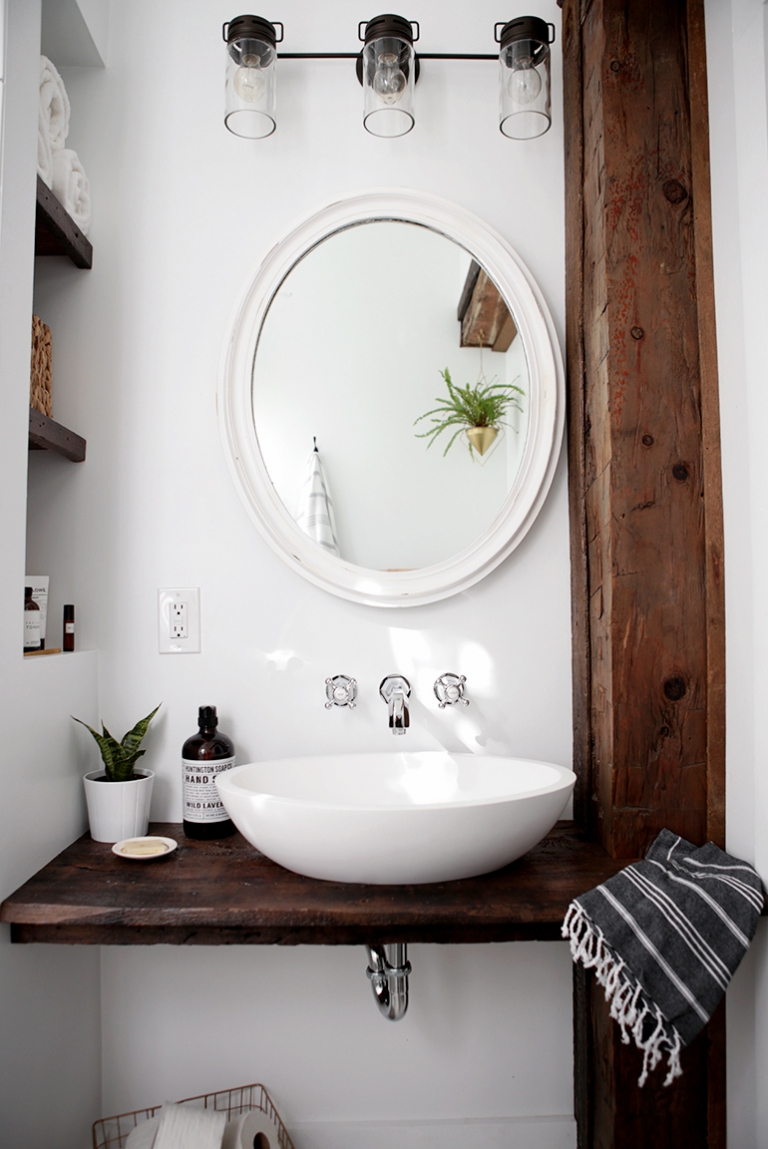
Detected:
[158,588,200,653]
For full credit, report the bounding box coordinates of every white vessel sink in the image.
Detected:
[216,751,576,885]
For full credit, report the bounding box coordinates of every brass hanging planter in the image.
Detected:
[466,425,498,456]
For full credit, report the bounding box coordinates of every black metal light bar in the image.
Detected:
[223,14,554,139]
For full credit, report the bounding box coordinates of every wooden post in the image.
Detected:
[561,0,726,1143]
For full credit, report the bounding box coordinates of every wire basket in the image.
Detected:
[92,1082,295,1149]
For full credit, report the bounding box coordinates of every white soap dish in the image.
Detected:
[112,836,178,860]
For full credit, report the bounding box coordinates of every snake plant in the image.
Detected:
[74,703,161,782]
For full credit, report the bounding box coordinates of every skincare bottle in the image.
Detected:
[63,604,75,652]
[24,587,41,651]
[182,706,236,839]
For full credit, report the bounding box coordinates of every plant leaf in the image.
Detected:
[109,749,147,783]
[73,716,118,776]
[120,704,162,757]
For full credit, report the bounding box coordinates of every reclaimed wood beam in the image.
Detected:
[458,263,518,351]
[561,0,725,1144]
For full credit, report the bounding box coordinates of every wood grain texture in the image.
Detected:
[686,0,726,851]
[562,0,726,1143]
[28,408,86,461]
[563,0,592,831]
[460,269,518,351]
[582,967,710,1148]
[0,822,631,946]
[574,0,717,859]
[35,176,93,268]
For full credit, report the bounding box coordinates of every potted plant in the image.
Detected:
[74,704,161,843]
[414,366,524,457]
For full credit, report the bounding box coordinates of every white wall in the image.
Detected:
[706,0,768,1145]
[26,0,574,1143]
[705,1,768,1146]
[0,2,101,1147]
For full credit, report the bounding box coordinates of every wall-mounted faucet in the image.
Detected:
[379,675,411,734]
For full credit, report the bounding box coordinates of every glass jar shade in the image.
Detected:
[361,20,416,138]
[224,25,277,138]
[498,18,553,140]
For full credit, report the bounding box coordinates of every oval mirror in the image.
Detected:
[219,190,564,607]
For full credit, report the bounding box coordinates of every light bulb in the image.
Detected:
[234,54,266,102]
[373,52,406,105]
[508,57,542,105]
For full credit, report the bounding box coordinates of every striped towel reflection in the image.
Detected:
[296,441,340,557]
[562,829,763,1086]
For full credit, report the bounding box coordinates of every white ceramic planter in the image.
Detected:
[83,768,155,843]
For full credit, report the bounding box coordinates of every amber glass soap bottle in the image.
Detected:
[182,705,236,839]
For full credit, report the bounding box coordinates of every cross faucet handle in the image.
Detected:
[325,674,358,708]
[434,673,469,708]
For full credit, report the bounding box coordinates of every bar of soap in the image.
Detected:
[120,842,167,856]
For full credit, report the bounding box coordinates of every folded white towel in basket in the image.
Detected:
[39,55,70,151]
[152,1102,227,1149]
[51,147,92,235]
[37,114,53,187]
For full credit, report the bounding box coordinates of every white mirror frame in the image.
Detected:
[218,188,564,608]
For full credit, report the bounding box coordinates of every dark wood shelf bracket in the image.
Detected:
[29,408,86,462]
[35,175,93,269]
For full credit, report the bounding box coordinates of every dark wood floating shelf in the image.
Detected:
[29,408,86,462]
[35,175,93,269]
[0,821,631,946]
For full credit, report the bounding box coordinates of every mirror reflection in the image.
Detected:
[251,221,530,570]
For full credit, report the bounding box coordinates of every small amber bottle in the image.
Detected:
[63,604,75,652]
[182,706,236,839]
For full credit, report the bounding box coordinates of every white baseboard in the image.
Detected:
[288,1114,576,1149]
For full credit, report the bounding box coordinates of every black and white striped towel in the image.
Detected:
[562,829,763,1086]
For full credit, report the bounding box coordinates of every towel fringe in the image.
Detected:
[562,900,683,1088]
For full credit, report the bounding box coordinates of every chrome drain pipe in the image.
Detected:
[365,943,411,1020]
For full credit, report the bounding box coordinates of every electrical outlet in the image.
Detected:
[158,588,200,653]
[170,601,187,639]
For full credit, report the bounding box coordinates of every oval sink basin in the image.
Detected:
[216,751,575,885]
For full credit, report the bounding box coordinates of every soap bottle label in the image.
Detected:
[24,610,41,650]
[182,756,235,822]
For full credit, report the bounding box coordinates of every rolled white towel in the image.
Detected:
[39,55,70,151]
[152,1102,227,1149]
[37,113,53,187]
[51,148,92,235]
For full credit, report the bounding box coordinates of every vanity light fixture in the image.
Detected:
[357,15,419,137]
[223,15,282,138]
[496,16,555,139]
[223,13,555,140]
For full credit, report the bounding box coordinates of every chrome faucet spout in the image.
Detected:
[379,675,411,734]
[391,690,408,733]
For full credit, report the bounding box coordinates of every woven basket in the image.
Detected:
[30,314,52,417]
